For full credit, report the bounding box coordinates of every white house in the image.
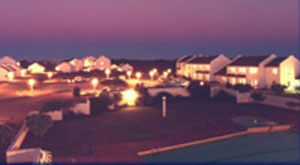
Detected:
[94,55,111,70]
[0,56,16,66]
[0,66,10,81]
[181,54,231,82]
[265,55,300,90]
[82,56,96,71]
[176,55,197,77]
[27,63,46,74]
[69,58,83,72]
[55,62,75,73]
[215,54,277,88]
[120,63,133,72]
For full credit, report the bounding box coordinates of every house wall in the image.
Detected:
[258,54,277,88]
[56,63,73,73]
[28,64,45,74]
[265,67,280,88]
[226,66,258,86]
[279,55,300,89]
[94,57,111,70]
[210,55,231,81]
[0,67,8,81]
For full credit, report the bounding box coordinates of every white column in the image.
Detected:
[162,96,167,118]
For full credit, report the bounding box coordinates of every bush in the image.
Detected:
[271,83,287,95]
[0,124,16,152]
[136,87,152,106]
[233,84,253,93]
[100,79,128,87]
[295,86,300,92]
[25,114,53,138]
[73,87,81,97]
[250,92,266,102]
[187,81,210,99]
[226,82,232,89]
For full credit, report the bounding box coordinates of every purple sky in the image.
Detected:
[0,0,298,60]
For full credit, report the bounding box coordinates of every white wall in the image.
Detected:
[210,55,231,81]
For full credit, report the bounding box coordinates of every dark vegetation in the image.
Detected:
[250,92,266,102]
[112,59,175,73]
[187,81,210,99]
[25,114,53,138]
[271,83,287,95]
[0,124,17,163]
[232,84,253,93]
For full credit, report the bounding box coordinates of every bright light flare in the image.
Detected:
[105,69,111,79]
[47,72,53,79]
[127,70,132,79]
[27,79,36,92]
[121,89,139,106]
[20,69,27,77]
[149,70,155,80]
[91,78,99,90]
[136,72,142,80]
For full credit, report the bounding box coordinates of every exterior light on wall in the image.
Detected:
[127,70,132,79]
[47,72,54,79]
[136,72,142,80]
[105,69,111,79]
[7,72,14,81]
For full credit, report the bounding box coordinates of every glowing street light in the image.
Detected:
[27,79,36,92]
[126,70,132,79]
[91,78,99,91]
[121,89,139,106]
[105,69,111,79]
[7,72,14,82]
[149,70,155,81]
[136,72,142,80]
[167,68,172,73]
[163,71,169,78]
[47,72,53,79]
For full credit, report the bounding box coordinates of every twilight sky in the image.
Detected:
[0,0,298,60]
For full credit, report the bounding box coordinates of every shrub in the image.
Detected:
[0,124,16,152]
[295,86,300,93]
[271,83,287,95]
[226,82,232,89]
[250,92,266,102]
[25,114,53,138]
[35,74,47,83]
[136,87,152,106]
[73,87,81,97]
[213,91,236,103]
[233,84,253,93]
[100,79,128,87]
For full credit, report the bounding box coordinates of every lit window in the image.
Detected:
[250,67,258,74]
[199,74,203,80]
[239,78,246,84]
[222,76,227,82]
[206,65,210,70]
[272,68,278,75]
[231,78,236,85]
[206,75,210,80]
[230,67,236,73]
[251,80,258,86]
[239,67,246,73]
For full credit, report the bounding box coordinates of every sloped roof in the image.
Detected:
[187,56,218,64]
[214,66,227,76]
[266,57,287,67]
[229,56,269,66]
[177,55,194,63]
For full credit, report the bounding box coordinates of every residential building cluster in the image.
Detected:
[177,54,300,90]
[0,55,134,81]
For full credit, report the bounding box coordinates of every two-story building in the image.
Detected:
[177,54,231,82]
[215,54,277,88]
[265,55,300,90]
[176,55,197,77]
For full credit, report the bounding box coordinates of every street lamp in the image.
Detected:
[105,69,111,79]
[163,71,169,78]
[27,79,36,92]
[167,68,172,73]
[91,78,99,91]
[126,70,132,79]
[136,72,142,80]
[47,72,53,79]
[149,70,155,81]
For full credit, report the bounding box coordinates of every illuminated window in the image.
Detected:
[251,80,258,86]
[250,67,258,74]
[239,78,246,84]
[199,74,203,80]
[206,65,210,70]
[222,76,227,82]
[285,68,290,75]
[231,78,236,85]
[239,67,246,73]
[230,67,236,73]
[272,68,278,75]
[206,75,210,81]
